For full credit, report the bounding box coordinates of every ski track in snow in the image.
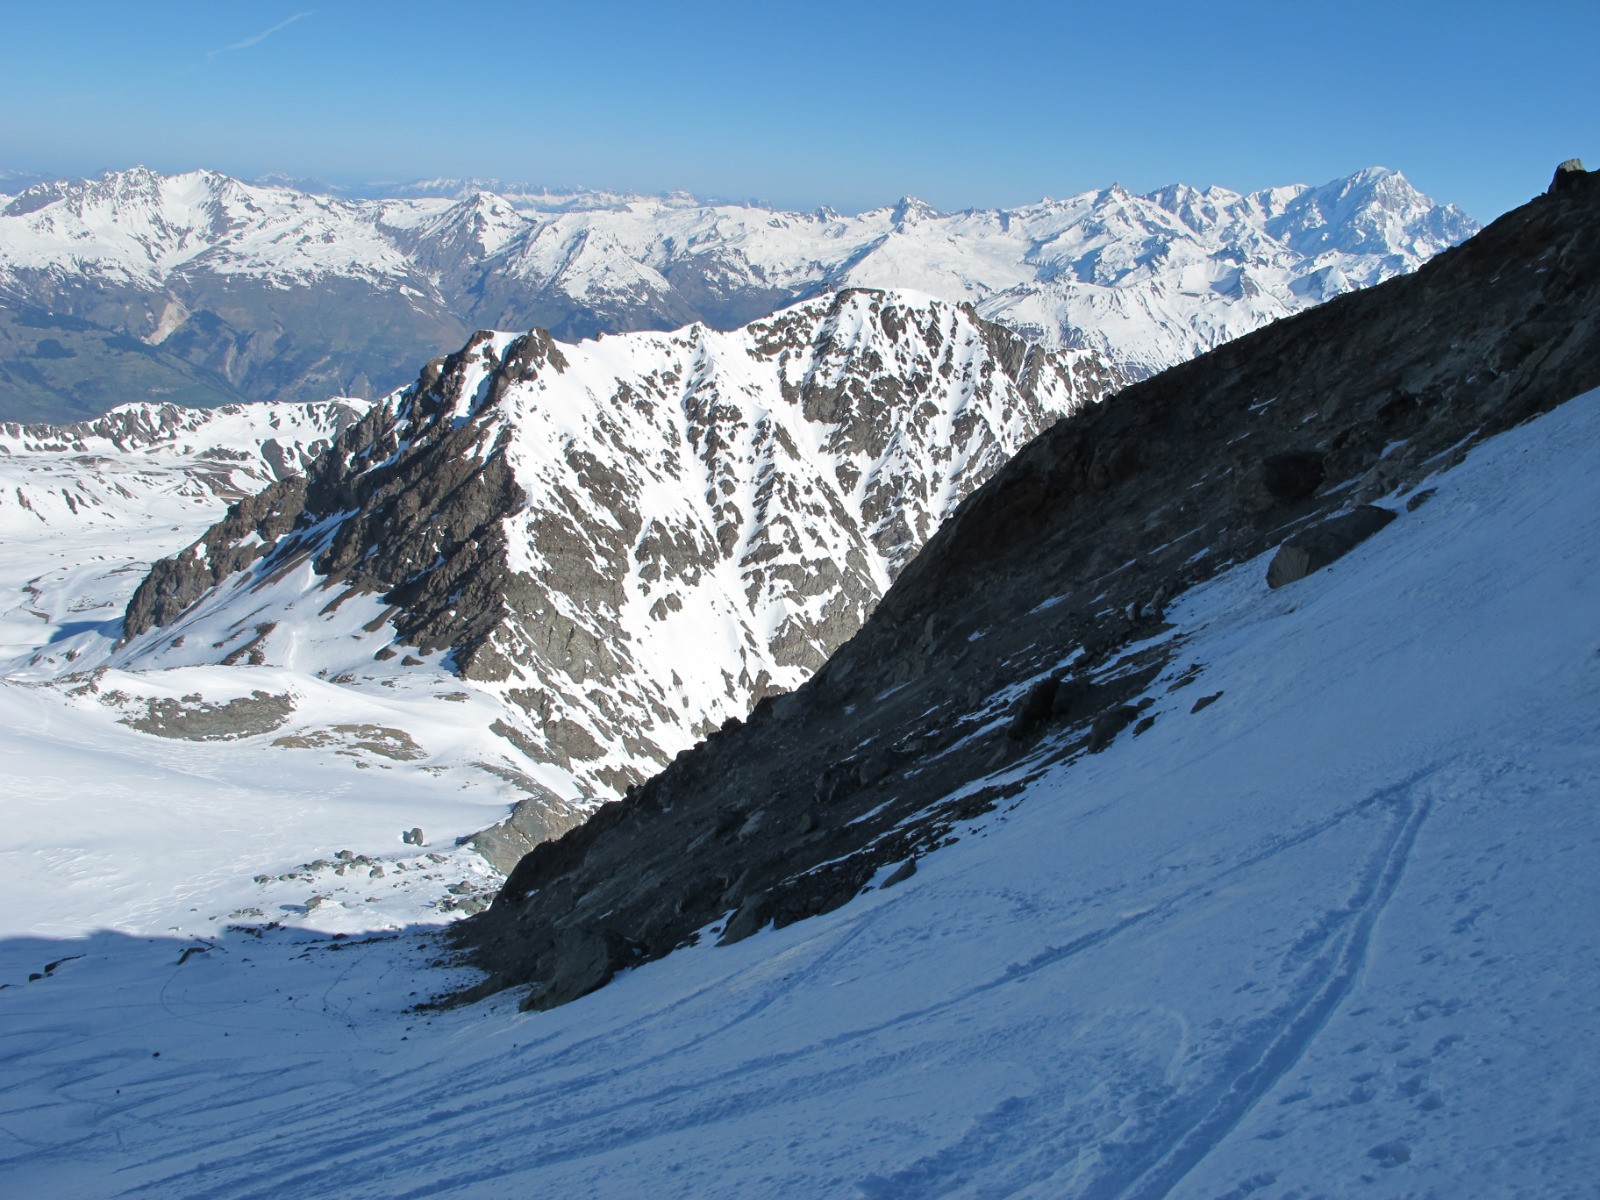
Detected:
[1,389,1597,1197]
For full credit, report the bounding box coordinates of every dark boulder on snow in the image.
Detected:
[517,928,644,1012]
[1087,705,1140,752]
[1007,675,1062,739]
[1266,505,1398,589]
[880,858,918,888]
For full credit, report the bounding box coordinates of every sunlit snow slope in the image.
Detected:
[0,398,563,939]
[2,382,1593,1200]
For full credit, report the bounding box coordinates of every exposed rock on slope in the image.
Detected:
[117,290,1117,796]
[458,169,1600,1010]
[0,165,1474,421]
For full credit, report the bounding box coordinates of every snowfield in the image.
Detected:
[0,399,570,943]
[2,386,1597,1197]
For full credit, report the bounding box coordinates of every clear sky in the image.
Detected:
[3,0,1594,222]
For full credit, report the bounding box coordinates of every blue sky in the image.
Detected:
[4,1,1594,221]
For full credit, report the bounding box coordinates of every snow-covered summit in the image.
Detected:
[100,290,1115,808]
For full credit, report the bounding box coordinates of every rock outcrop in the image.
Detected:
[456,169,1600,1010]
[1551,158,1587,193]
[1265,505,1398,588]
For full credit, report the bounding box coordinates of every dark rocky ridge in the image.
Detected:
[455,168,1600,1010]
[122,328,527,669]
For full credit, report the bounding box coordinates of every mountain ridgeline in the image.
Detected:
[0,165,1474,421]
[117,291,1117,803]
[455,168,1600,1010]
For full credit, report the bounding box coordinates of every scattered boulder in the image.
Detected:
[1007,675,1061,739]
[814,761,856,806]
[1087,706,1139,752]
[856,750,900,787]
[402,827,425,847]
[1048,678,1095,722]
[720,891,777,944]
[1266,505,1398,589]
[881,858,918,888]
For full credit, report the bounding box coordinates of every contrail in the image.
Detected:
[210,10,313,57]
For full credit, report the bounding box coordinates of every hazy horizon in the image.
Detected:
[4,1,1596,225]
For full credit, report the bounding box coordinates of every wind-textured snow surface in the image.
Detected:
[0,165,1476,379]
[2,383,1593,1197]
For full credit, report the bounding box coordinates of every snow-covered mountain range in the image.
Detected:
[0,168,1594,1199]
[103,291,1112,810]
[0,398,366,525]
[0,164,1475,421]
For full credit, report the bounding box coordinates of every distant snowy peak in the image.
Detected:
[116,290,1118,794]
[1266,166,1472,258]
[0,164,1472,416]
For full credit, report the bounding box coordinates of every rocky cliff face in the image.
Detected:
[117,290,1118,798]
[457,169,1600,1010]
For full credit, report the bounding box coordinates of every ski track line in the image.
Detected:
[1088,777,1435,1200]
[853,767,1437,1200]
[110,775,1425,1199]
